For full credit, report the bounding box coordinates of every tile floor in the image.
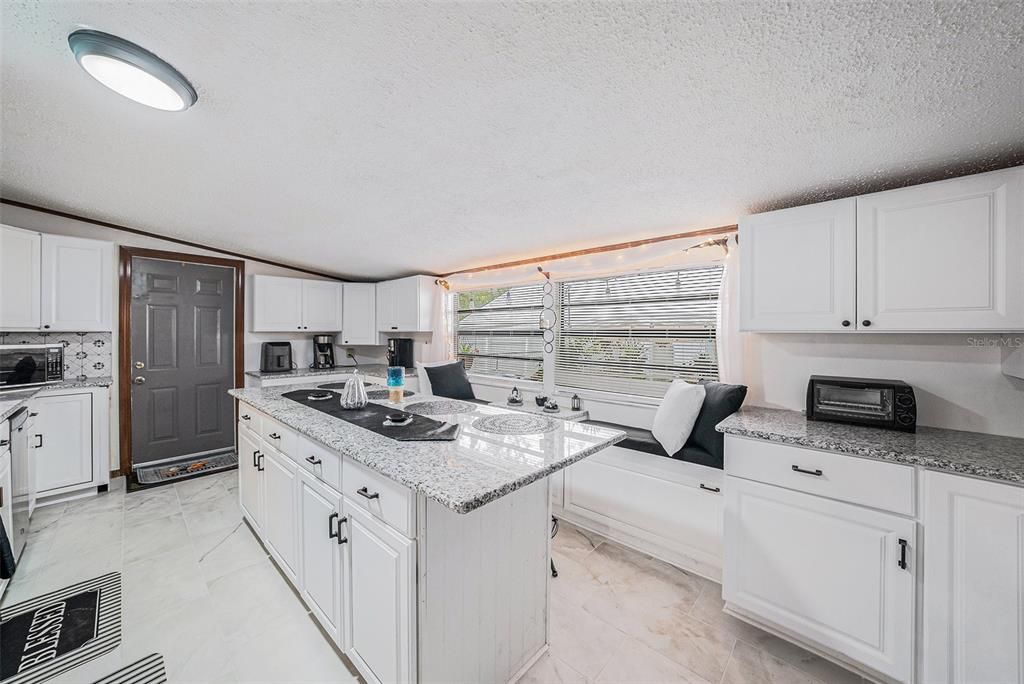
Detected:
[2,474,865,684]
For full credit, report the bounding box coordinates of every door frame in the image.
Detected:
[117,247,245,476]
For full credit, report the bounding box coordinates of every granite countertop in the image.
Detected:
[245,364,417,380]
[717,406,1024,485]
[230,383,625,513]
[0,376,113,421]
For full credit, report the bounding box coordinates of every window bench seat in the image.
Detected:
[580,419,721,470]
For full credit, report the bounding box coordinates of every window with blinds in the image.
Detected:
[555,265,723,397]
[452,284,545,381]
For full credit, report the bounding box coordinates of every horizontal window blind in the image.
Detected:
[555,265,723,397]
[453,284,545,381]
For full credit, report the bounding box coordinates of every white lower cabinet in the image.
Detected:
[922,472,1024,684]
[343,501,415,684]
[262,447,299,583]
[299,471,346,647]
[237,427,264,532]
[33,392,93,493]
[724,475,916,682]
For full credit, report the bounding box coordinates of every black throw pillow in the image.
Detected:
[425,361,476,401]
[679,381,748,463]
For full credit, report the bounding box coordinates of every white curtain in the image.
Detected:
[421,281,453,363]
[716,235,744,384]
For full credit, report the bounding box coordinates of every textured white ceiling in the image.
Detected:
[2,1,1023,279]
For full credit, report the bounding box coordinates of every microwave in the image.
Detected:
[0,344,64,390]
[806,375,917,433]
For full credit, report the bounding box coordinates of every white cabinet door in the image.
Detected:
[301,280,343,332]
[40,234,113,331]
[723,476,915,682]
[739,199,857,332]
[343,500,415,684]
[299,472,346,646]
[252,275,304,332]
[375,280,395,332]
[392,277,421,332]
[237,428,264,533]
[262,446,299,583]
[33,393,93,493]
[0,225,41,330]
[922,472,1024,684]
[857,167,1024,331]
[341,283,377,345]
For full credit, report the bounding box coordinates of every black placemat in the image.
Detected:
[283,390,460,441]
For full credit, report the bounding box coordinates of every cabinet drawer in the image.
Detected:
[343,458,414,537]
[237,407,260,435]
[724,435,914,516]
[293,435,341,491]
[260,415,297,455]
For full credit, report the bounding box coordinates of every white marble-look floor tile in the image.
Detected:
[175,474,230,507]
[180,494,242,537]
[192,521,268,583]
[595,635,712,683]
[721,642,823,684]
[123,512,191,563]
[124,487,181,526]
[122,546,209,625]
[520,652,588,684]
[548,593,626,680]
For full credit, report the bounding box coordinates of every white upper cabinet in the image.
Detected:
[41,234,113,331]
[857,166,1024,331]
[922,472,1024,684]
[252,275,342,332]
[740,165,1024,332]
[301,279,344,332]
[2,227,112,332]
[0,225,42,330]
[740,199,857,332]
[341,283,377,345]
[376,275,434,333]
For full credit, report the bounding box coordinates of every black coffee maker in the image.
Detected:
[312,335,336,369]
[387,338,414,369]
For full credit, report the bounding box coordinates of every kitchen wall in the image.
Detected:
[0,203,387,470]
[0,331,113,380]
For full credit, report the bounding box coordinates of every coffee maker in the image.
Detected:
[312,335,336,369]
[387,338,414,369]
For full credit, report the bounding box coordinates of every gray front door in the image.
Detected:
[130,257,235,467]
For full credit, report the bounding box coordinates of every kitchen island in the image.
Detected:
[229,383,624,684]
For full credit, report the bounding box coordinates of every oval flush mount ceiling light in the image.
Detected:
[68,29,197,111]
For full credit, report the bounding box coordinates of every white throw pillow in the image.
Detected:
[416,360,461,396]
[652,380,706,455]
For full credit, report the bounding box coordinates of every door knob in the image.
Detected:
[133,377,146,385]
[134,361,145,369]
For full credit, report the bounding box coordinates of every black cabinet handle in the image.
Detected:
[241,414,250,421]
[898,538,908,570]
[257,453,265,472]
[356,486,380,500]
[0,439,8,448]
[269,432,281,440]
[253,449,260,467]
[841,320,851,327]
[0,485,4,508]
[337,516,348,545]
[329,512,339,539]
[34,434,43,448]
[390,326,398,330]
[699,484,721,493]
[306,456,322,466]
[791,465,822,476]
[862,319,872,327]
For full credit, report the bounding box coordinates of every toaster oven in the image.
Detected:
[806,375,917,433]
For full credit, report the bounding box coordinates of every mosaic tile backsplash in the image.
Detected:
[0,331,113,381]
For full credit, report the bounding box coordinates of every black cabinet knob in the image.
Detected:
[841,320,851,327]
[862,320,872,327]
[43,325,50,329]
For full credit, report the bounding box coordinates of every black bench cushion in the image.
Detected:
[424,360,476,401]
[582,381,747,471]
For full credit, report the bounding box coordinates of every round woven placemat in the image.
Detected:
[472,413,559,435]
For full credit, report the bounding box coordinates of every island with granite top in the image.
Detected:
[229,382,624,684]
